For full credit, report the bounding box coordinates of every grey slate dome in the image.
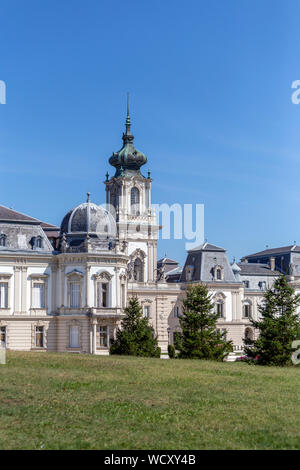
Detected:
[60,197,116,236]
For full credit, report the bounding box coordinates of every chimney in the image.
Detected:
[270,257,275,271]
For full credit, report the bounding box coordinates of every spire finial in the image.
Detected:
[86,192,90,203]
[124,92,132,138]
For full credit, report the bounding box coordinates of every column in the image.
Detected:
[60,266,65,307]
[21,266,27,313]
[147,242,151,282]
[13,266,21,314]
[114,267,120,308]
[51,265,57,313]
[89,320,93,354]
[93,320,97,354]
[85,265,91,308]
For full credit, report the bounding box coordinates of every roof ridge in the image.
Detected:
[0,204,41,222]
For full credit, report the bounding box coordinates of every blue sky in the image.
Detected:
[1,0,300,265]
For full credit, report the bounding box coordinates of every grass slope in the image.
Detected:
[0,351,300,449]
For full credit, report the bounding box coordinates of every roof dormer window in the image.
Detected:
[214,265,224,281]
[0,234,7,247]
[36,237,43,248]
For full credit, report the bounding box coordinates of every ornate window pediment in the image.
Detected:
[0,273,12,280]
[66,269,84,280]
[213,291,226,301]
[29,273,49,280]
[130,248,146,261]
[93,271,113,282]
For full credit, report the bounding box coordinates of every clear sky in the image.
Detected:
[1,0,300,266]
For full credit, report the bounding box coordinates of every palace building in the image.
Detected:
[0,104,297,355]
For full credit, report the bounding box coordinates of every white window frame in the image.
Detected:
[97,325,109,348]
[0,326,6,347]
[29,274,48,312]
[144,305,150,318]
[96,281,109,308]
[35,325,44,348]
[0,282,8,309]
[69,325,80,348]
[93,271,112,309]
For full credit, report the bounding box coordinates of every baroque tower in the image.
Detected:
[105,95,159,284]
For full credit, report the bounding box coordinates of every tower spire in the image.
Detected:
[109,94,147,177]
[125,92,131,137]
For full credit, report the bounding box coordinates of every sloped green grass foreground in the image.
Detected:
[0,351,300,449]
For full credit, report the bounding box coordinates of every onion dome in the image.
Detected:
[60,193,116,236]
[109,94,147,177]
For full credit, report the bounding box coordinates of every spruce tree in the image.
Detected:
[176,284,233,360]
[110,297,161,357]
[244,275,300,366]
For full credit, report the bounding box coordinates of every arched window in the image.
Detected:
[245,327,254,341]
[131,187,140,215]
[114,186,119,208]
[0,235,6,247]
[134,258,143,282]
[214,265,223,281]
[36,237,43,249]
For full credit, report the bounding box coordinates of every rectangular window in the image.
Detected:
[0,282,8,308]
[243,280,250,288]
[216,302,223,317]
[121,284,125,308]
[243,305,251,318]
[70,283,80,308]
[98,325,108,348]
[174,306,180,318]
[35,326,44,348]
[173,331,180,344]
[69,326,79,348]
[97,283,108,308]
[32,283,45,309]
[0,326,6,347]
[144,305,150,318]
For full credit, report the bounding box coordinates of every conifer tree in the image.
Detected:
[244,275,300,366]
[110,297,161,357]
[175,284,233,360]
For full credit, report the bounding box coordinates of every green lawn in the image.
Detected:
[0,351,300,449]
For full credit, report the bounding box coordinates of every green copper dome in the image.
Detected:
[109,95,147,178]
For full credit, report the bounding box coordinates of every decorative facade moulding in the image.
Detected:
[66,269,84,279]
[130,248,146,261]
[93,271,113,282]
[141,298,153,304]
[0,273,13,279]
[29,273,49,279]
[213,291,226,300]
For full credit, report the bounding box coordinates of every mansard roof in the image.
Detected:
[0,205,58,229]
[188,242,226,253]
[157,257,178,265]
[238,262,280,276]
[243,245,300,258]
[180,241,238,283]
